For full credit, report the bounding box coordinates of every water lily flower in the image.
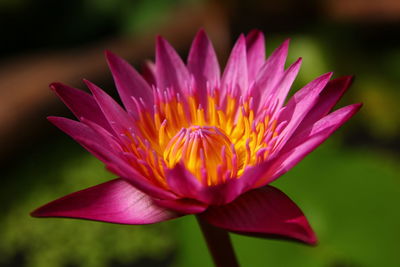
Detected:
[32,29,361,250]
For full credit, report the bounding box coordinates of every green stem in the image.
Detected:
[196,216,240,267]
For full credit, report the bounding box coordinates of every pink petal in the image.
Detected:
[166,163,261,205]
[264,39,289,73]
[199,186,317,245]
[293,76,353,135]
[187,29,220,107]
[72,137,178,200]
[84,80,135,136]
[273,72,332,153]
[254,57,302,118]
[156,36,190,95]
[251,40,290,111]
[31,178,179,224]
[166,163,205,199]
[50,83,112,132]
[221,34,248,96]
[141,60,157,86]
[49,118,177,200]
[271,57,302,109]
[81,117,125,152]
[48,116,114,163]
[258,103,362,186]
[105,51,153,114]
[246,30,265,82]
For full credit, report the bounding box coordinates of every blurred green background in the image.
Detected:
[1,0,399,266]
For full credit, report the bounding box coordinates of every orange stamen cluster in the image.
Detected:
[123,88,284,188]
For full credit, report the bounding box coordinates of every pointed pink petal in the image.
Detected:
[48,116,122,166]
[293,76,354,135]
[31,178,179,224]
[199,186,317,245]
[246,30,265,82]
[221,34,248,96]
[265,39,289,72]
[49,118,176,200]
[251,40,290,111]
[156,36,190,95]
[48,116,115,162]
[141,60,157,86]
[272,57,302,108]
[84,80,135,135]
[284,103,362,151]
[273,72,332,153]
[105,51,153,113]
[188,29,220,106]
[50,83,112,132]
[166,163,205,198]
[256,103,362,186]
[80,117,125,152]
[71,136,177,200]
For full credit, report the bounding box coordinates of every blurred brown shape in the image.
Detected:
[0,2,229,158]
[327,0,400,22]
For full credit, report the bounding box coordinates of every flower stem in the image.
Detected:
[196,216,240,267]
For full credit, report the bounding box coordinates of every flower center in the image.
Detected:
[164,126,237,186]
[127,90,285,188]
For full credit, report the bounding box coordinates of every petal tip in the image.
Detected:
[196,28,206,36]
[104,49,117,62]
[49,82,60,91]
[30,207,46,218]
[46,115,60,123]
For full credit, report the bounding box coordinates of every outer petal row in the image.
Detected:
[32,179,315,244]
[199,186,317,245]
[105,50,154,114]
[31,178,179,224]
[249,103,362,187]
[48,116,177,201]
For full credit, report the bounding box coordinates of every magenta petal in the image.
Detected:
[293,76,353,135]
[166,163,261,205]
[199,186,317,245]
[273,72,332,153]
[105,51,153,113]
[265,39,289,72]
[50,83,112,132]
[156,36,190,95]
[166,163,205,198]
[188,29,220,107]
[71,137,177,200]
[141,60,157,86]
[84,80,135,135]
[48,116,114,162]
[221,34,248,95]
[262,103,362,185]
[49,120,176,201]
[246,30,265,82]
[271,57,302,109]
[251,40,290,111]
[31,178,179,224]
[81,118,124,152]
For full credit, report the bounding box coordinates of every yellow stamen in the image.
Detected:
[128,92,282,187]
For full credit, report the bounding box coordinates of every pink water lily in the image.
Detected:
[32,29,361,246]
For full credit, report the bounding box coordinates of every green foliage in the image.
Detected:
[0,141,174,267]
